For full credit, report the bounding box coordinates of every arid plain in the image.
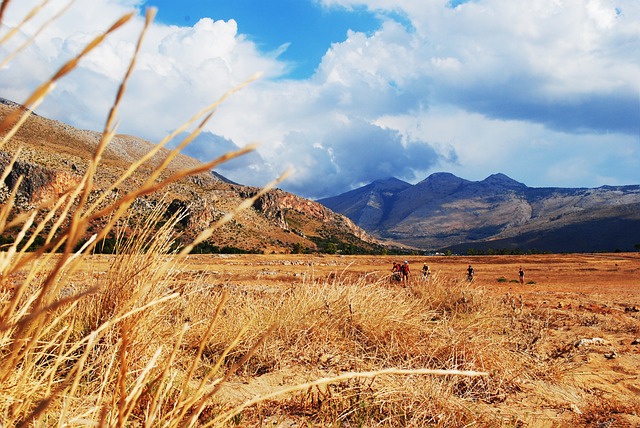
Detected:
[68,251,639,426]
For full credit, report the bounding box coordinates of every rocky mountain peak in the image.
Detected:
[370,176,409,186]
[413,172,469,197]
[368,177,411,193]
[481,173,526,188]
[418,172,461,183]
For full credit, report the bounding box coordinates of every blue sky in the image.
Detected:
[145,0,382,79]
[1,0,639,199]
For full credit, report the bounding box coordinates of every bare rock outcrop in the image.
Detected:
[244,187,377,243]
[0,152,81,208]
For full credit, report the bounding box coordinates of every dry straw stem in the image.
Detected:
[192,275,504,424]
[181,291,230,397]
[214,367,489,427]
[1,195,75,287]
[143,323,189,426]
[84,143,258,233]
[186,324,278,427]
[66,8,155,262]
[0,0,9,24]
[0,6,256,422]
[0,2,265,289]
[0,187,82,308]
[22,292,182,424]
[0,5,141,295]
[0,162,24,229]
[0,1,353,426]
[161,287,271,424]
[80,71,264,256]
[0,3,262,265]
[75,14,151,195]
[0,0,54,45]
[0,86,52,149]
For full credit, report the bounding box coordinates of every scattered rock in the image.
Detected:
[631,338,640,345]
[625,306,639,313]
[261,270,277,276]
[604,350,617,359]
[574,337,607,348]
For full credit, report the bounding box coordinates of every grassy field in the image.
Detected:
[2,251,638,426]
[1,3,639,425]
[137,252,640,426]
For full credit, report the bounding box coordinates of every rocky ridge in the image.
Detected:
[0,101,378,253]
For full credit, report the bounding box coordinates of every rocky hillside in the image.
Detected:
[319,173,640,253]
[0,100,379,254]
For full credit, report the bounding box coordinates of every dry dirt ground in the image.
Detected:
[77,252,640,426]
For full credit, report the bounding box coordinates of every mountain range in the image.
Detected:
[318,173,640,253]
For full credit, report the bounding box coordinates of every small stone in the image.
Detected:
[574,337,607,348]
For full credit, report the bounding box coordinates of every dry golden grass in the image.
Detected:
[2,2,639,427]
[12,251,632,427]
[146,253,638,427]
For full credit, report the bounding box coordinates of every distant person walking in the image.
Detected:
[422,263,431,279]
[467,265,474,282]
[519,267,525,284]
[402,261,410,284]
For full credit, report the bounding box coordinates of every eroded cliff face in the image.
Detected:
[242,187,376,244]
[166,198,220,231]
[0,152,81,208]
[0,145,377,252]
